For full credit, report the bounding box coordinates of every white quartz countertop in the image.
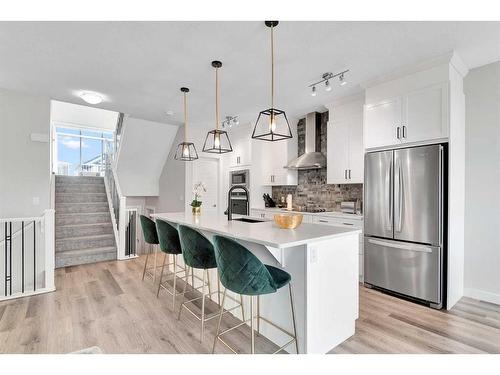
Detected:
[251,207,363,220]
[152,211,361,249]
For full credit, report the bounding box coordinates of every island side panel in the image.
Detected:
[306,234,359,353]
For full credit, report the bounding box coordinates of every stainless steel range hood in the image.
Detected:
[285,112,326,170]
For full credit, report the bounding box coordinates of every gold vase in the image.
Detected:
[192,206,201,215]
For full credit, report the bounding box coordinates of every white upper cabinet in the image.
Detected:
[257,137,298,186]
[364,68,450,150]
[363,97,402,149]
[403,82,449,143]
[227,127,252,167]
[327,97,364,184]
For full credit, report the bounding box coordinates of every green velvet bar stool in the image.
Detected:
[139,215,160,282]
[155,219,187,308]
[212,235,299,354]
[177,225,245,342]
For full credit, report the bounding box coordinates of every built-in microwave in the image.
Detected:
[230,169,249,187]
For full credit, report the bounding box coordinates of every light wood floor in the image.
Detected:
[1,257,499,354]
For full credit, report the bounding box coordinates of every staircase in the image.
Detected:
[55,176,117,268]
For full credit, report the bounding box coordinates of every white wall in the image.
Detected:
[116,117,178,196]
[51,100,118,131]
[0,88,51,217]
[145,126,186,212]
[464,61,500,304]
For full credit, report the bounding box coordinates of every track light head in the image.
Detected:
[339,74,347,86]
[311,86,317,97]
[325,80,332,92]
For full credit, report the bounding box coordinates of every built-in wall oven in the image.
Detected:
[229,169,250,215]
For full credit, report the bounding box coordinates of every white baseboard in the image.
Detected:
[464,288,500,306]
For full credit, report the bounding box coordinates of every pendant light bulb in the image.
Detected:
[182,144,189,157]
[214,133,221,147]
[325,80,332,92]
[269,114,277,133]
[311,86,317,97]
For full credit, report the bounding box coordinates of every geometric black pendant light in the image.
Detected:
[202,60,233,154]
[174,87,199,161]
[252,21,293,142]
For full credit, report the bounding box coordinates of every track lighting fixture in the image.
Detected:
[307,70,349,95]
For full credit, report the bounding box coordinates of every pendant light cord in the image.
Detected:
[215,66,219,130]
[184,91,188,141]
[271,24,274,110]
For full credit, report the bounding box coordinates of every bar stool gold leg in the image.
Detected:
[200,269,207,342]
[172,255,178,309]
[141,244,150,281]
[250,295,255,354]
[206,269,212,297]
[177,266,191,320]
[217,270,221,306]
[156,253,167,297]
[153,244,158,283]
[257,295,260,335]
[212,288,227,354]
[239,293,245,322]
[289,283,299,354]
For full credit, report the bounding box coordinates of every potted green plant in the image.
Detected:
[191,182,206,215]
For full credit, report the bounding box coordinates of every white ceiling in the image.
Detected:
[1,21,499,129]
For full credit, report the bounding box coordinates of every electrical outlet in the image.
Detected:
[310,247,318,263]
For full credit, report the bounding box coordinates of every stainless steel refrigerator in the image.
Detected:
[364,144,445,309]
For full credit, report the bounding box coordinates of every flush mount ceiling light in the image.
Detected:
[252,21,293,142]
[174,87,199,161]
[307,70,349,95]
[79,92,103,105]
[203,61,233,154]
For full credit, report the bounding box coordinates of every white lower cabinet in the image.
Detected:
[250,209,364,281]
[313,215,364,282]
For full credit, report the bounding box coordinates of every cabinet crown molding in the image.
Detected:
[361,51,468,90]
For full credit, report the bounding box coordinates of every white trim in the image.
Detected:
[51,120,116,134]
[0,287,55,302]
[362,51,463,89]
[464,288,500,306]
[43,209,55,292]
[104,177,120,258]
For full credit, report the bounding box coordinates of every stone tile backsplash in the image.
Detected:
[271,111,363,212]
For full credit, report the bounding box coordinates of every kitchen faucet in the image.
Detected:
[227,185,249,221]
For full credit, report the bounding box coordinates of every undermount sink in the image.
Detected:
[232,217,265,223]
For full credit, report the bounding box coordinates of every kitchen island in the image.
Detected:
[152,211,360,354]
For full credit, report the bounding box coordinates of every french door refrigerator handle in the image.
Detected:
[394,159,403,233]
[386,159,392,231]
[368,238,433,253]
[438,145,443,246]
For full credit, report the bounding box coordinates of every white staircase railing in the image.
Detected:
[103,136,137,261]
[0,209,55,301]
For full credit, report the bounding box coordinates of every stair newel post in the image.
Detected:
[44,209,56,291]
